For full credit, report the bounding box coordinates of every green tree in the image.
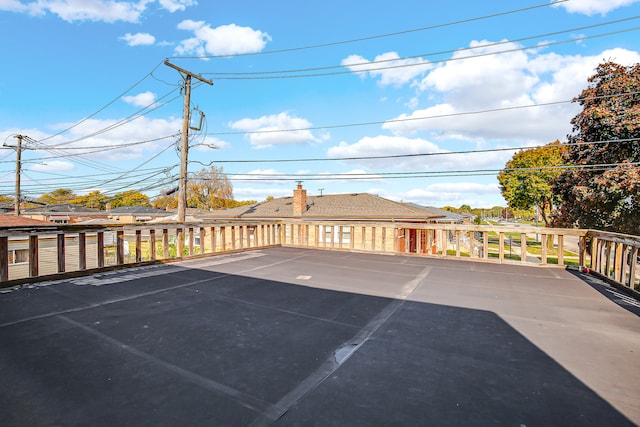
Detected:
[553,62,640,234]
[111,190,150,208]
[38,188,77,205]
[71,190,108,209]
[498,141,565,226]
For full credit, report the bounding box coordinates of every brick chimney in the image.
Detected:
[293,183,307,215]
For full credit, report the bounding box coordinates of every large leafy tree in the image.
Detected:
[553,62,640,234]
[498,141,565,226]
[70,190,108,209]
[187,166,234,210]
[110,190,150,208]
[38,188,77,205]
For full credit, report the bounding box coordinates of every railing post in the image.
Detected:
[629,246,638,289]
[116,230,125,265]
[541,234,548,264]
[200,227,206,254]
[231,226,236,250]
[614,242,624,283]
[371,227,376,251]
[211,226,217,252]
[520,233,526,263]
[381,227,386,252]
[604,241,612,278]
[455,230,461,257]
[188,227,194,256]
[442,230,448,256]
[579,235,588,267]
[135,230,142,263]
[590,236,597,269]
[221,226,226,250]
[499,232,505,263]
[150,229,156,261]
[163,228,169,259]
[177,228,184,258]
[0,236,8,282]
[557,234,564,266]
[483,232,489,260]
[97,231,104,268]
[79,232,87,270]
[29,235,38,277]
[57,233,66,273]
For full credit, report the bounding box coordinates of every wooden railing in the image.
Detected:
[1,220,638,294]
[0,222,282,286]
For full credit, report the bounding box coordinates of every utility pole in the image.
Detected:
[14,135,22,215]
[164,60,213,222]
[3,135,25,216]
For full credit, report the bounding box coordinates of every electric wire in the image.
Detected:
[36,60,166,143]
[204,16,640,78]
[204,26,640,80]
[168,0,570,59]
[208,91,640,139]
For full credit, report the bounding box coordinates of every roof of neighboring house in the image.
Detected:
[22,204,104,214]
[407,205,469,223]
[200,193,445,221]
[107,206,171,215]
[0,214,55,227]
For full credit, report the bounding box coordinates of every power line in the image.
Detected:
[204,16,640,78]
[202,26,640,80]
[205,90,639,139]
[168,0,570,60]
[37,60,166,143]
[204,138,638,165]
[219,162,640,182]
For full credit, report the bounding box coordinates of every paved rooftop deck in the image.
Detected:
[1,247,639,426]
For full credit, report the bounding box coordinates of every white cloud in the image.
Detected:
[30,160,74,172]
[316,169,382,184]
[0,0,29,12]
[120,32,155,46]
[23,0,151,23]
[175,20,271,56]
[229,112,321,149]
[342,52,432,87]
[553,0,640,15]
[42,116,182,160]
[191,136,230,151]
[327,135,514,171]
[374,182,503,208]
[122,91,157,107]
[1,0,195,22]
[383,43,640,143]
[158,0,195,12]
[232,186,292,201]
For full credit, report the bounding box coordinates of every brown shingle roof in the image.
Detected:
[0,214,55,227]
[200,193,445,221]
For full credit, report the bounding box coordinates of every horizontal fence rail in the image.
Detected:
[0,220,638,294]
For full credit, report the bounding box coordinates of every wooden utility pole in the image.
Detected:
[10,135,24,216]
[164,60,213,223]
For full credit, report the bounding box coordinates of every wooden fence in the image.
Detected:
[1,221,638,294]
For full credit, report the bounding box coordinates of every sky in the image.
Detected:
[1,0,639,209]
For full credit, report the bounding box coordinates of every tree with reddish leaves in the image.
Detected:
[553,61,640,235]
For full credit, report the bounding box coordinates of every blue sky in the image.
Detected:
[1,0,639,209]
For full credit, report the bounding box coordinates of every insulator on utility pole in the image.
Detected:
[164,60,213,223]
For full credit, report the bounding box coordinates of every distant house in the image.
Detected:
[21,204,107,224]
[20,204,172,224]
[105,206,172,224]
[200,184,448,254]
[201,184,445,222]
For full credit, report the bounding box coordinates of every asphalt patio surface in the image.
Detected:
[1,247,639,426]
